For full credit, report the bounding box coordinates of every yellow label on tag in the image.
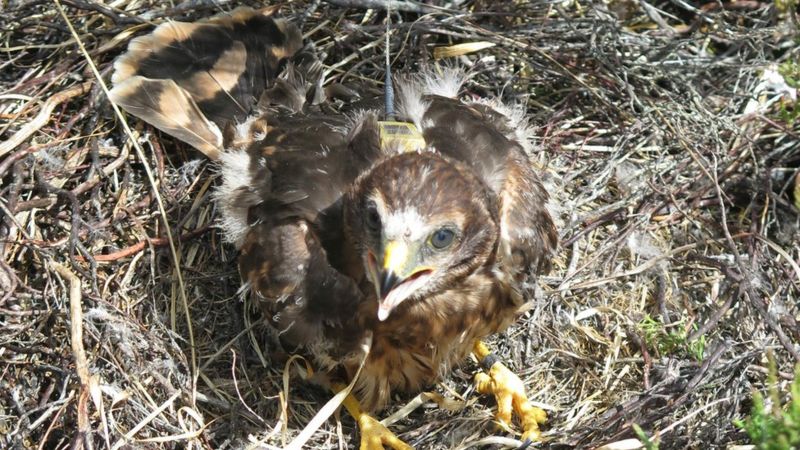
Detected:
[378,121,426,153]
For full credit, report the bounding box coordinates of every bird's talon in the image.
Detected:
[473,347,546,443]
[516,437,534,450]
[358,414,414,450]
[520,425,543,443]
[494,418,515,434]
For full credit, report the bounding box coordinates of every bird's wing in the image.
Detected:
[109,6,306,159]
[110,8,385,355]
[108,6,381,237]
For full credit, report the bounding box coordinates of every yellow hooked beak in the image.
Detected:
[370,240,434,321]
[379,241,408,296]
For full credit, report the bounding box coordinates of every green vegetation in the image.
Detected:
[736,360,800,450]
[777,59,800,125]
[774,0,799,17]
[637,315,705,361]
[633,423,660,450]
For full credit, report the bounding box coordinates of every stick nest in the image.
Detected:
[1,0,799,449]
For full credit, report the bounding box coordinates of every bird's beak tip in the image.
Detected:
[373,241,430,321]
[379,270,401,299]
[376,269,400,321]
[377,305,391,321]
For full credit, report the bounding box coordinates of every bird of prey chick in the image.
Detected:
[110,7,557,449]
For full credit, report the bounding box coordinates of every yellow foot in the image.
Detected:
[357,414,414,450]
[334,382,414,450]
[473,341,547,443]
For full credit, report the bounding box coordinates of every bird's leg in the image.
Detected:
[472,341,547,444]
[333,383,414,450]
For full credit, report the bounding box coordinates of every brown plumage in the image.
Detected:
[111,5,557,423]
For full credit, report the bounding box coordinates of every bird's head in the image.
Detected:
[345,151,499,321]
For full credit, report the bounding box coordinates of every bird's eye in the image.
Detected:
[430,228,455,249]
[365,205,381,232]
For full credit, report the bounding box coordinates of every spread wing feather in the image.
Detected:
[109,7,304,158]
[109,77,224,159]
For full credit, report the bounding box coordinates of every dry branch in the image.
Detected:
[323,0,443,14]
[50,262,92,447]
[0,82,92,158]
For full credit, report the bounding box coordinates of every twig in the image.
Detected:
[688,279,740,342]
[61,0,145,25]
[626,327,652,390]
[0,81,92,158]
[0,259,19,306]
[659,397,731,437]
[35,173,98,288]
[324,0,445,14]
[230,349,267,425]
[80,226,210,262]
[37,392,74,450]
[638,0,676,35]
[50,262,92,448]
[559,233,751,291]
[712,158,800,362]
[70,137,131,196]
